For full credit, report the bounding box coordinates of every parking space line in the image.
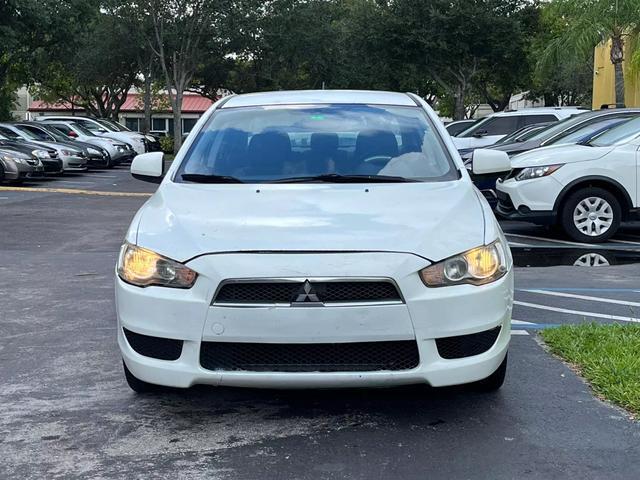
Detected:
[514,300,640,323]
[607,238,640,245]
[520,289,640,307]
[0,186,152,197]
[511,330,529,335]
[505,232,619,248]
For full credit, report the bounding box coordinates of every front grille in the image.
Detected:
[435,326,501,359]
[214,280,402,305]
[123,328,183,360]
[200,340,419,372]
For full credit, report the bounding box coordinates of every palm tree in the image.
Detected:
[542,0,640,106]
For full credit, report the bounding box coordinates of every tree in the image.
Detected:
[389,0,535,120]
[31,12,140,119]
[542,0,640,106]
[142,0,229,152]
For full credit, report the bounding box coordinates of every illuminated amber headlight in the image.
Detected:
[117,242,197,288]
[419,239,509,287]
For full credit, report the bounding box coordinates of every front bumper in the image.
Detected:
[61,155,88,172]
[116,252,513,389]
[495,177,563,224]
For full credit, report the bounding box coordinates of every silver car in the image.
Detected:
[0,147,44,183]
[42,120,133,165]
[0,123,88,172]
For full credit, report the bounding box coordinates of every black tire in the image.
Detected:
[105,154,113,169]
[123,361,162,393]
[471,353,507,392]
[559,187,621,243]
[0,163,5,183]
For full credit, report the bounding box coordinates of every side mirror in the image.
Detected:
[473,130,488,138]
[131,152,165,183]
[472,149,511,175]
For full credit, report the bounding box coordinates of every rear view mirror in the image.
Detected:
[472,149,511,175]
[131,152,165,183]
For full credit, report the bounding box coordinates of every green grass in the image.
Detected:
[541,323,640,416]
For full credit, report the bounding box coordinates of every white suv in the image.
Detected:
[454,107,586,151]
[496,116,640,242]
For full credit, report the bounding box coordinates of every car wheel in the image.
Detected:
[560,188,621,243]
[0,163,5,183]
[105,155,113,169]
[123,361,162,393]
[470,353,507,392]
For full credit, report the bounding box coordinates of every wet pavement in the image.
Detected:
[1,168,639,479]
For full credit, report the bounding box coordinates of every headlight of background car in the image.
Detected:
[1,153,25,164]
[117,242,197,288]
[145,135,155,142]
[61,149,78,156]
[515,164,562,181]
[87,147,100,155]
[420,239,509,287]
[32,149,49,158]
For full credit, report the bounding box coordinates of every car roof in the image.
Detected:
[491,107,586,117]
[221,90,417,108]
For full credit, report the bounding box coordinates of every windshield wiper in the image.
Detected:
[181,173,244,184]
[270,174,419,183]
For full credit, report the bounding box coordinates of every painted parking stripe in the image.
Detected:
[520,289,640,308]
[505,232,637,249]
[511,330,530,336]
[607,238,640,245]
[514,300,640,323]
[0,186,151,197]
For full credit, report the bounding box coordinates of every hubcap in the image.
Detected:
[573,253,610,267]
[573,197,613,237]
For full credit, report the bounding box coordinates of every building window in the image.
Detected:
[183,118,197,133]
[125,118,140,131]
[152,118,167,132]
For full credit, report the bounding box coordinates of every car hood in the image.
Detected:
[32,140,83,154]
[135,181,486,263]
[510,144,614,168]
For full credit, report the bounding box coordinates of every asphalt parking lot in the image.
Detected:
[1,167,639,479]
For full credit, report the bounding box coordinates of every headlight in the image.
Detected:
[145,135,155,142]
[61,149,78,156]
[87,147,100,155]
[515,164,562,181]
[1,153,24,164]
[419,239,509,287]
[32,149,50,158]
[117,242,197,288]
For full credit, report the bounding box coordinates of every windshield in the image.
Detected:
[550,118,633,146]
[96,119,118,132]
[106,119,131,131]
[526,112,590,142]
[589,117,640,147]
[12,126,40,141]
[69,122,96,137]
[40,125,70,142]
[175,104,458,183]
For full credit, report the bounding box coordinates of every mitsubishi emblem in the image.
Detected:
[292,280,322,305]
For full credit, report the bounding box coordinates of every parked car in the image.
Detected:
[41,120,133,165]
[445,119,477,137]
[14,122,112,168]
[34,115,147,155]
[487,108,640,157]
[490,122,554,147]
[0,147,44,183]
[0,123,87,172]
[117,89,514,394]
[0,132,64,174]
[453,107,586,151]
[496,116,640,242]
[470,115,639,205]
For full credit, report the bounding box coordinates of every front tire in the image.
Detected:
[123,361,162,393]
[471,353,507,392]
[559,187,621,243]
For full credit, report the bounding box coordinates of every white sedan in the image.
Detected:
[496,117,640,242]
[116,90,513,393]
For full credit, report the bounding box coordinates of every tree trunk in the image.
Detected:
[143,74,152,134]
[172,90,183,153]
[454,85,465,121]
[613,61,625,107]
[610,35,625,107]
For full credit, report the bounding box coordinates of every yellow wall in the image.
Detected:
[593,40,640,109]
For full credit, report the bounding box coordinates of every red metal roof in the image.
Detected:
[29,93,214,114]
